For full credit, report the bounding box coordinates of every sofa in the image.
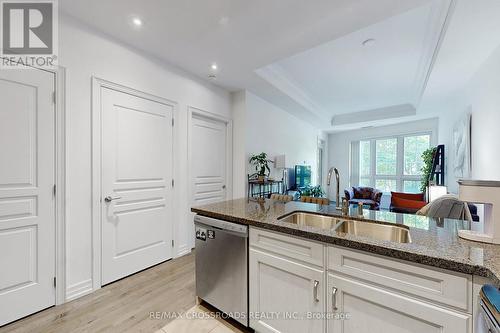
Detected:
[390,192,427,214]
[390,191,480,221]
[344,186,383,210]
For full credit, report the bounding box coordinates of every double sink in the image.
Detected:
[278,212,411,243]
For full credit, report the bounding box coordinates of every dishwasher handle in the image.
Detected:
[194,215,248,236]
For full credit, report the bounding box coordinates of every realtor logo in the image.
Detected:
[1,0,58,68]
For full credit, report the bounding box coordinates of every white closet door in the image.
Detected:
[0,68,55,325]
[191,114,227,206]
[101,87,173,285]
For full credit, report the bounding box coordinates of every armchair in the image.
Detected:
[344,186,383,210]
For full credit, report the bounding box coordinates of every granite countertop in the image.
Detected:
[191,198,500,286]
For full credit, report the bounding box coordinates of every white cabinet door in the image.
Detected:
[0,68,55,325]
[101,87,173,285]
[327,273,471,333]
[249,248,325,333]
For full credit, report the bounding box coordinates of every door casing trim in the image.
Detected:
[91,76,178,291]
[53,66,67,305]
[34,65,67,305]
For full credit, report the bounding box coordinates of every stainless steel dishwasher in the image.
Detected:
[194,215,248,327]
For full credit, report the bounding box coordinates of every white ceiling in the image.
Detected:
[59,0,500,131]
[422,0,500,102]
[257,1,448,127]
[60,0,432,127]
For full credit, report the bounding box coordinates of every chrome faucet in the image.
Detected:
[327,167,341,210]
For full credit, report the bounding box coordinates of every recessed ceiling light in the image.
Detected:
[218,16,229,26]
[211,63,218,71]
[362,38,376,47]
[132,17,142,27]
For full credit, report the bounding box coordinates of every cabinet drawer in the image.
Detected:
[328,273,471,333]
[250,227,324,267]
[328,246,472,312]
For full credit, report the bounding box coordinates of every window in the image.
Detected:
[376,179,397,193]
[404,135,430,176]
[352,134,431,193]
[403,180,421,193]
[376,138,397,175]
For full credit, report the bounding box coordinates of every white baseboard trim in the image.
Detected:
[66,279,93,301]
[176,244,191,257]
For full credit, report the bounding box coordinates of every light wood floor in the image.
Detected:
[1,253,197,333]
[160,304,245,333]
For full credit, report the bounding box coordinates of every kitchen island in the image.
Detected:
[192,198,500,333]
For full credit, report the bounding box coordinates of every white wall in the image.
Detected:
[232,91,322,198]
[59,15,231,300]
[432,43,500,193]
[231,91,247,199]
[318,131,329,191]
[462,44,500,181]
[327,118,439,202]
[417,94,466,194]
[245,92,320,183]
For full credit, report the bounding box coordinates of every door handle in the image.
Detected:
[313,280,320,302]
[104,196,122,203]
[332,287,338,311]
[222,185,226,189]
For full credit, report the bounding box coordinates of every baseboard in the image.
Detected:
[66,279,93,301]
[176,244,191,257]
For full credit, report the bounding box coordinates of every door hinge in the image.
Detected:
[171,239,174,247]
[172,118,174,127]
[53,277,56,288]
[171,179,174,187]
[53,184,56,196]
[52,92,56,104]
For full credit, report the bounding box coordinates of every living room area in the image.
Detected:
[246,114,479,223]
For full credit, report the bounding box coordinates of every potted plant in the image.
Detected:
[301,185,325,198]
[249,152,273,182]
[420,147,437,192]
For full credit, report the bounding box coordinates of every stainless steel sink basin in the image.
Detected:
[279,212,411,243]
[278,212,344,230]
[334,219,411,243]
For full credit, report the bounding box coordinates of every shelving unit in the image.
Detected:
[247,175,284,198]
[429,144,445,186]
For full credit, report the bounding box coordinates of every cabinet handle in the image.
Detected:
[313,280,320,302]
[332,287,338,311]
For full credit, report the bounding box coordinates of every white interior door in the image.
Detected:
[0,68,55,325]
[189,114,227,249]
[191,114,227,206]
[101,87,173,285]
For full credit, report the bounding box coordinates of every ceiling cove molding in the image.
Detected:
[412,0,457,107]
[331,103,416,126]
[255,64,330,121]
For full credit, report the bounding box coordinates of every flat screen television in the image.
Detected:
[294,165,311,189]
